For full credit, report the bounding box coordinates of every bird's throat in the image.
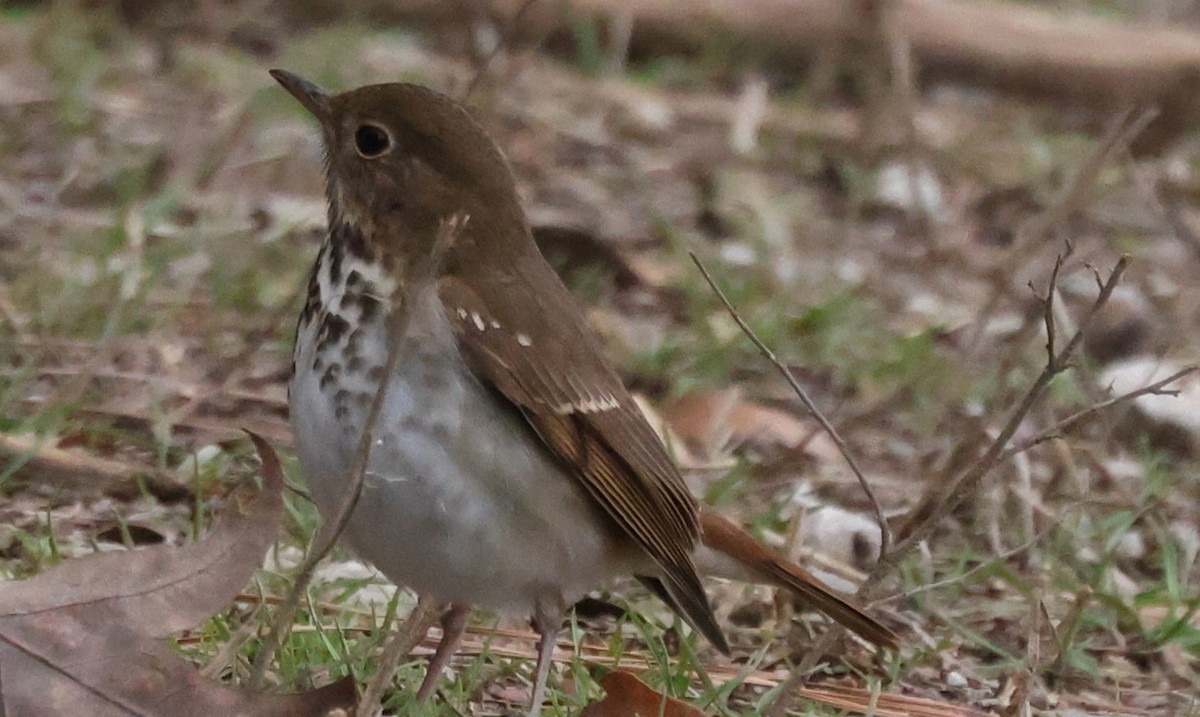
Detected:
[293,213,401,380]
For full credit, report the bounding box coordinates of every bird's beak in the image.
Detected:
[270,69,332,126]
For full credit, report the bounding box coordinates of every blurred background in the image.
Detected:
[1,0,1198,714]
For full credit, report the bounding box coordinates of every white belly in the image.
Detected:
[289,278,630,613]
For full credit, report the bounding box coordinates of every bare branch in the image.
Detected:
[462,0,541,101]
[250,213,468,686]
[889,254,1128,560]
[689,252,891,555]
[1040,247,1070,364]
[357,596,441,717]
[767,108,1152,717]
[765,252,1129,717]
[1015,108,1156,251]
[998,363,1198,463]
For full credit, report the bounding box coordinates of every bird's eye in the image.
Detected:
[354,123,392,158]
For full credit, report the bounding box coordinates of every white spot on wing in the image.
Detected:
[517,333,532,347]
[490,319,501,329]
[471,312,486,331]
[553,394,621,414]
[457,308,468,320]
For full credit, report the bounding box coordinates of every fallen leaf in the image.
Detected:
[581,670,708,717]
[664,388,809,457]
[0,433,356,716]
[0,432,184,501]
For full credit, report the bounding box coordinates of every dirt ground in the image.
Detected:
[1,1,1198,715]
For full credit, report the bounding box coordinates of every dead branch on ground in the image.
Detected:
[279,0,1200,153]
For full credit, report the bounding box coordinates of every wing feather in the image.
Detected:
[439,265,728,652]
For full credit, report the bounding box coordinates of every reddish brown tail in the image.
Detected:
[699,510,899,650]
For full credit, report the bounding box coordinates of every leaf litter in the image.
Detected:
[1,2,1199,715]
[0,434,356,716]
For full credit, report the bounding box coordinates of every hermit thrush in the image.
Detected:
[274,69,896,716]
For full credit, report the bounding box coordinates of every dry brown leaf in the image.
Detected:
[664,388,809,457]
[0,432,181,500]
[581,670,708,717]
[0,434,356,716]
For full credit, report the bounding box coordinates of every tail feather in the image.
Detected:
[699,510,899,650]
[651,571,731,655]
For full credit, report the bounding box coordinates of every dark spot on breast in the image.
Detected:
[300,254,322,325]
[358,295,380,323]
[334,221,373,262]
[317,314,351,353]
[366,365,386,382]
[327,234,344,285]
[419,365,447,391]
[344,338,360,362]
[320,362,341,390]
[333,388,350,407]
[346,270,363,289]
[313,356,324,372]
[347,356,364,374]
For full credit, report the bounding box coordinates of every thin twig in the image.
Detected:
[1014,108,1157,252]
[689,253,891,556]
[765,252,1129,717]
[1038,245,1070,364]
[897,525,1054,599]
[461,0,540,102]
[357,596,441,717]
[249,213,468,686]
[766,109,1153,716]
[965,108,1154,360]
[889,254,1128,561]
[1121,147,1200,262]
[997,364,1197,464]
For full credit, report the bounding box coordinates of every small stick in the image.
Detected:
[766,252,1134,717]
[997,364,1197,463]
[898,525,1054,599]
[250,214,467,687]
[462,0,541,101]
[689,253,891,555]
[356,595,441,717]
[888,254,1128,562]
[1013,108,1157,252]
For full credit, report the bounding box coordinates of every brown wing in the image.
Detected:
[439,251,727,653]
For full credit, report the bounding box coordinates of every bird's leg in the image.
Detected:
[358,594,440,717]
[415,602,471,701]
[527,599,564,717]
